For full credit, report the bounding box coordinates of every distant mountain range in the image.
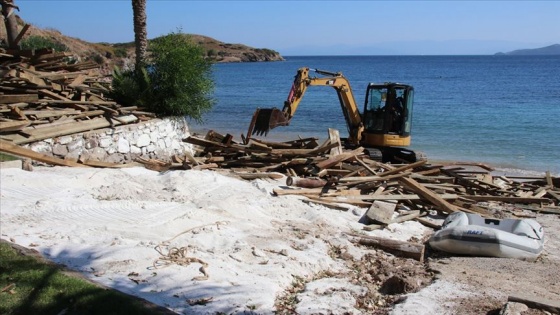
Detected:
[280,40,560,56]
[495,44,560,55]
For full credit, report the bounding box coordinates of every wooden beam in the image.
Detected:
[0,120,31,132]
[327,128,342,156]
[315,147,364,170]
[466,195,550,204]
[0,139,88,167]
[0,115,138,144]
[377,160,427,177]
[390,210,422,224]
[365,200,396,224]
[508,294,560,313]
[328,193,459,201]
[398,176,460,213]
[0,94,38,104]
[13,24,31,46]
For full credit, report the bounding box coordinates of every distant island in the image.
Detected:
[495,44,560,55]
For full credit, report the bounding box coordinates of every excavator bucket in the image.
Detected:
[248,107,290,137]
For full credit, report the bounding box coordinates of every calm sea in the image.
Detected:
[190,55,560,175]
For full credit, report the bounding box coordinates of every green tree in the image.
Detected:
[147,31,214,119]
[110,30,214,121]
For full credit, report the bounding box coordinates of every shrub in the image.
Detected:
[114,47,128,58]
[110,67,152,108]
[20,35,68,52]
[109,30,214,121]
[146,31,215,119]
[90,53,104,64]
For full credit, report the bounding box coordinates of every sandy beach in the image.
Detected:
[1,165,559,314]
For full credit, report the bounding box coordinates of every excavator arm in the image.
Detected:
[248,67,364,144]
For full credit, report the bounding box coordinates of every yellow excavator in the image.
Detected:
[247,67,422,162]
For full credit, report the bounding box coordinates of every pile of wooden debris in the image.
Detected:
[178,131,559,223]
[0,48,155,145]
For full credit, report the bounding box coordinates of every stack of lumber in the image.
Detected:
[0,48,155,144]
[181,130,560,226]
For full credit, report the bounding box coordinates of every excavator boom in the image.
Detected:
[248,67,363,141]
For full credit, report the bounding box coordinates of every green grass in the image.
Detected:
[0,153,19,162]
[0,241,174,315]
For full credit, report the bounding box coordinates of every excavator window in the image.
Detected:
[363,85,410,135]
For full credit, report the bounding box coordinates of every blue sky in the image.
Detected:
[13,0,560,55]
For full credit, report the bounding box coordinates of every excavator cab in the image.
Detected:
[361,83,414,147]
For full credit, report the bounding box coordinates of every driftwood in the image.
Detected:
[507,294,560,313]
[346,233,425,262]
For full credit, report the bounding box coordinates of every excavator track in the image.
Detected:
[365,146,426,164]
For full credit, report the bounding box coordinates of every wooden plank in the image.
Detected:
[32,51,72,62]
[547,190,560,202]
[15,69,47,86]
[398,176,460,213]
[23,109,80,119]
[546,171,554,188]
[269,142,339,157]
[1,115,137,144]
[377,160,427,177]
[41,100,117,106]
[38,89,72,101]
[0,94,38,104]
[334,193,459,201]
[306,195,371,207]
[508,294,560,313]
[518,205,560,215]
[414,217,442,229]
[273,187,323,196]
[37,71,88,80]
[80,160,141,168]
[68,74,87,87]
[466,195,550,204]
[0,120,31,132]
[390,210,421,224]
[315,147,364,170]
[327,128,342,156]
[9,106,27,120]
[366,201,396,224]
[0,139,88,167]
[339,171,412,185]
[234,172,284,180]
[302,198,350,211]
[355,157,378,176]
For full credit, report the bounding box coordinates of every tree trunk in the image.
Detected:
[131,0,147,70]
[1,0,19,49]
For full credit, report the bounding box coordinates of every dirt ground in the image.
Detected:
[414,213,560,315]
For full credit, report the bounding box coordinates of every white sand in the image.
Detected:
[0,165,463,314]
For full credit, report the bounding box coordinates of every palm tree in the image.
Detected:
[1,0,20,49]
[131,0,147,69]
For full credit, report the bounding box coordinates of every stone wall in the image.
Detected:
[23,118,193,164]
